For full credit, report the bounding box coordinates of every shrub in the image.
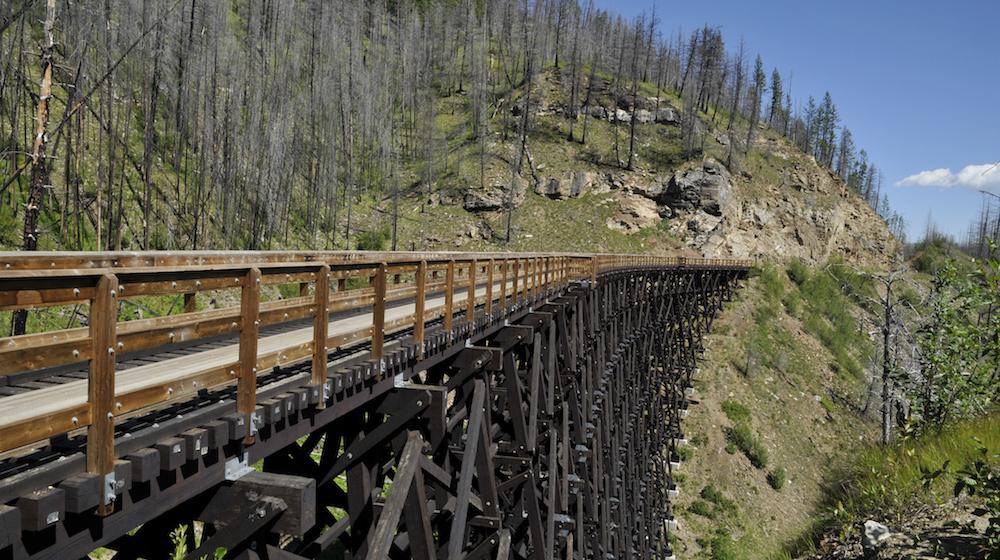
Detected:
[786,259,810,286]
[355,227,390,251]
[726,423,769,469]
[677,445,693,461]
[835,413,1000,525]
[721,400,751,424]
[689,500,715,518]
[708,532,740,560]
[700,485,737,514]
[757,265,785,304]
[768,466,787,490]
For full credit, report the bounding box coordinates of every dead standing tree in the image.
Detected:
[12,0,56,337]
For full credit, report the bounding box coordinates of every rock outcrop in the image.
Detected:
[606,194,660,234]
[535,171,598,199]
[661,159,733,217]
[464,180,526,212]
[655,106,680,124]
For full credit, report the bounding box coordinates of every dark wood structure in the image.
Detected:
[0,251,749,560]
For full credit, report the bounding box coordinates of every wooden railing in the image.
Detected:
[0,251,750,490]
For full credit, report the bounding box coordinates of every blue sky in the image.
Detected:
[594,0,999,241]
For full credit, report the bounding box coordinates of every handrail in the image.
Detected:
[0,251,751,508]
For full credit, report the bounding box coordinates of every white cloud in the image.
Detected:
[897,162,1000,190]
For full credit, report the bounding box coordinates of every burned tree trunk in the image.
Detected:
[12,0,57,337]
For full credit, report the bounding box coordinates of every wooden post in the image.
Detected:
[512,259,520,306]
[299,282,309,298]
[467,259,477,324]
[524,259,531,302]
[372,263,387,362]
[183,292,196,313]
[544,257,550,295]
[87,273,118,514]
[591,257,598,285]
[485,259,494,317]
[500,259,508,310]
[444,260,455,335]
[415,261,427,357]
[312,265,330,389]
[533,257,541,300]
[239,268,261,443]
[337,278,347,293]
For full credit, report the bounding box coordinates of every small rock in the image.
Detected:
[862,520,891,552]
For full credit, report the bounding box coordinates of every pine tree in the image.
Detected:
[744,55,765,155]
[767,68,783,128]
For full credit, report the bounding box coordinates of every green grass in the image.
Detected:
[795,264,874,379]
[689,499,716,519]
[721,400,752,424]
[726,422,770,469]
[832,412,1000,524]
[701,485,738,513]
[768,467,787,491]
[785,259,810,286]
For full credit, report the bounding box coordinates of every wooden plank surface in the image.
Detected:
[0,279,513,437]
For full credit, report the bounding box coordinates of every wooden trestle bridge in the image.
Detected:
[0,251,750,560]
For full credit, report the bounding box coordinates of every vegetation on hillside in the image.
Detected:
[0,0,902,263]
[672,260,883,558]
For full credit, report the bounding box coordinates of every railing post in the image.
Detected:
[312,265,330,391]
[87,273,118,515]
[500,258,508,311]
[590,256,598,285]
[512,258,520,307]
[528,258,536,301]
[467,259,477,324]
[444,260,455,337]
[372,262,387,363]
[537,257,543,298]
[183,292,196,313]
[239,267,261,443]
[415,261,427,357]
[544,257,550,296]
[485,258,494,318]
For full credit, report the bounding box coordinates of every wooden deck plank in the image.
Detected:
[0,281,511,432]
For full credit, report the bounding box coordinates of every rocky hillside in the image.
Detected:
[405,69,897,269]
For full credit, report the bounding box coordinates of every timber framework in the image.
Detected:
[0,251,750,560]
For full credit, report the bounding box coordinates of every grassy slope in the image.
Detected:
[673,262,882,559]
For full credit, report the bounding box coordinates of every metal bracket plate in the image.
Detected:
[225,453,253,481]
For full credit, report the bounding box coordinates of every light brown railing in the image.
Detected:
[0,251,750,481]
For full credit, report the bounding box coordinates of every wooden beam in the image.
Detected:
[371,263,387,361]
[444,260,455,335]
[87,273,117,515]
[238,267,261,442]
[312,264,330,390]
[467,259,477,324]
[414,260,427,356]
[485,259,494,317]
